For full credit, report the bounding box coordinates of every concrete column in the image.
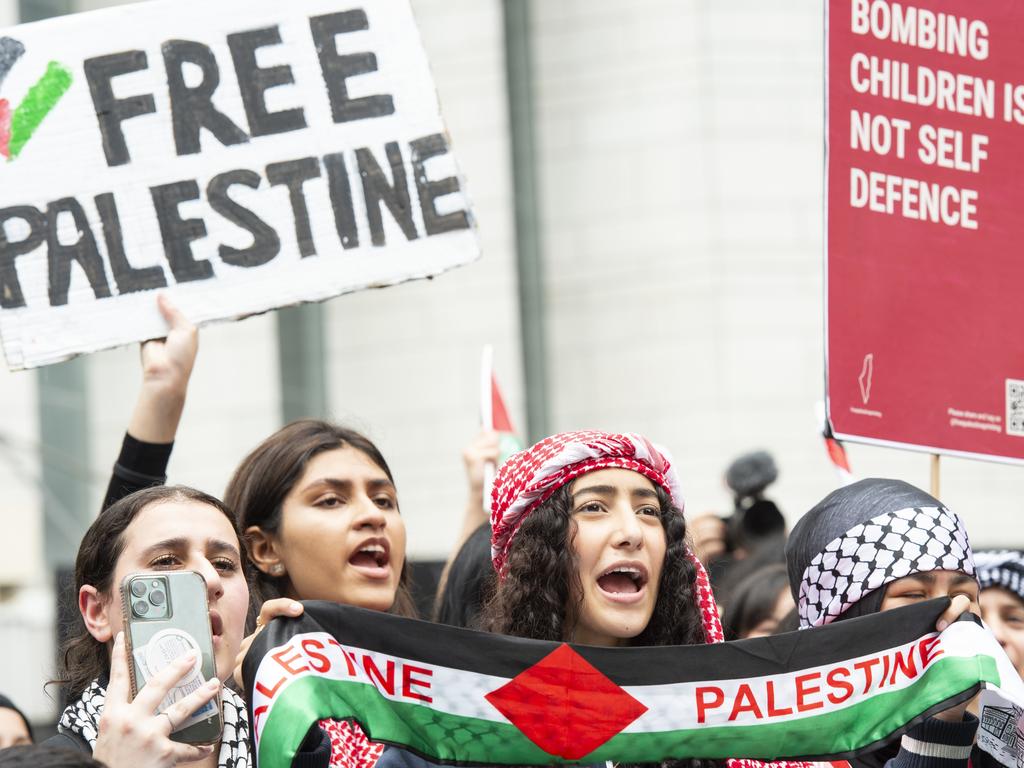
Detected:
[502,0,550,443]
[37,359,92,569]
[277,304,329,424]
[0,0,17,26]
[17,0,72,22]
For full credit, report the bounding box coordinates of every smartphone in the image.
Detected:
[120,571,222,745]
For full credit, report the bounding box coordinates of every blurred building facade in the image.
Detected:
[0,0,1021,724]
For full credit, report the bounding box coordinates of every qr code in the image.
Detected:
[1009,379,1024,437]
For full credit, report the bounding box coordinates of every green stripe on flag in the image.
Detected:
[256,655,999,768]
[257,677,555,768]
[588,655,999,763]
[8,61,72,159]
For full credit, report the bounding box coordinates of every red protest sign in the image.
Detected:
[826,0,1024,463]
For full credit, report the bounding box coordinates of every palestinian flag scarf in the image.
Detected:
[244,599,1024,768]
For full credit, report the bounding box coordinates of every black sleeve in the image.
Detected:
[40,730,92,753]
[292,723,332,768]
[101,433,174,512]
[884,714,979,768]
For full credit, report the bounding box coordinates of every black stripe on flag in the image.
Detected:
[245,597,958,692]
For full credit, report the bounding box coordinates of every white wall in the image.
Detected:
[87,315,282,506]
[0,0,16,26]
[0,369,43,584]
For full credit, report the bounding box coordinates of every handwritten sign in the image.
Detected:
[0,0,478,369]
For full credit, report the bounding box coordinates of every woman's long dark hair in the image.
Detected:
[721,562,790,640]
[224,420,416,621]
[54,485,240,702]
[433,523,494,629]
[483,483,706,646]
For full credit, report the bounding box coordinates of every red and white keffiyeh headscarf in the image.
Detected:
[489,430,724,645]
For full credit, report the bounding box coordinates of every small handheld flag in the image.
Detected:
[480,345,523,501]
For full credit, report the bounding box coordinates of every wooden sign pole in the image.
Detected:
[930,454,941,499]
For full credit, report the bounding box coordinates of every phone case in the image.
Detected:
[120,571,223,745]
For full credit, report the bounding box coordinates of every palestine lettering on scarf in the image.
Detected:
[251,636,434,736]
[695,635,942,724]
[242,600,1024,768]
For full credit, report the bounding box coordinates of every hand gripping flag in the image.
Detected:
[244,600,1024,768]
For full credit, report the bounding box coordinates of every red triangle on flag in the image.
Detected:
[491,373,516,434]
[0,99,11,160]
[825,437,852,473]
[485,644,647,760]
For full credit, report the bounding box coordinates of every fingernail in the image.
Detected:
[206,678,220,689]
[290,602,302,613]
[937,620,949,631]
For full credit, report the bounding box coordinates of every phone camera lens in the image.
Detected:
[130,581,147,597]
[133,600,149,616]
[149,590,166,606]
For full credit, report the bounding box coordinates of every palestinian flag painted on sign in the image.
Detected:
[244,600,1024,768]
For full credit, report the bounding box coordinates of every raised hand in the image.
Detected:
[462,430,501,519]
[127,295,198,443]
[141,295,198,389]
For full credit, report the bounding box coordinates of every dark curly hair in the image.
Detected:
[483,483,705,646]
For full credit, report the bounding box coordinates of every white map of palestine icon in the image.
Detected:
[859,354,874,405]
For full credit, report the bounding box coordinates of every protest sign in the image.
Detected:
[243,600,1024,768]
[0,0,478,369]
[826,0,1024,462]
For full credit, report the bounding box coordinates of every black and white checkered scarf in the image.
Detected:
[57,678,251,768]
[975,549,1024,601]
[786,478,975,629]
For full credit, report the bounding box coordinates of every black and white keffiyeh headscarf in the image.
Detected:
[786,478,975,629]
[58,678,251,768]
[975,550,1024,602]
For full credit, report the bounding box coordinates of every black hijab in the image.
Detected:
[785,478,974,628]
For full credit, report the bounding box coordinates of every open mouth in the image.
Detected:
[209,611,223,644]
[596,563,649,601]
[348,539,392,579]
